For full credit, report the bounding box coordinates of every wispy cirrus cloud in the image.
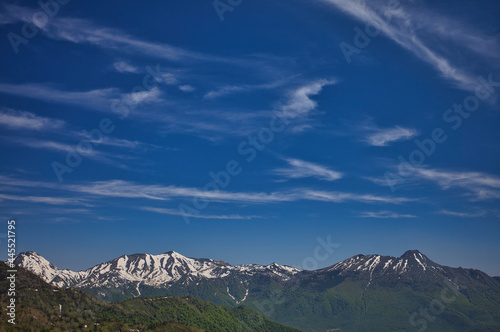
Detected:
[321,0,499,92]
[82,136,161,151]
[438,209,487,218]
[153,108,272,140]
[0,193,83,205]
[278,79,336,119]
[2,4,300,90]
[112,61,183,88]
[0,83,120,112]
[274,158,343,181]
[370,165,500,201]
[0,108,65,131]
[414,168,500,200]
[141,207,260,220]
[362,125,418,147]
[113,61,139,73]
[154,78,335,139]
[204,85,247,99]
[0,83,164,113]
[0,176,412,206]
[302,189,412,204]
[0,5,222,63]
[45,18,194,60]
[10,137,78,153]
[76,183,413,204]
[266,78,336,134]
[44,17,230,63]
[0,78,331,141]
[203,78,293,99]
[13,133,160,154]
[0,6,23,24]
[358,210,417,218]
[178,85,195,92]
[122,86,163,106]
[7,137,137,170]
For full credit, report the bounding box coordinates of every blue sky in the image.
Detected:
[1,0,500,276]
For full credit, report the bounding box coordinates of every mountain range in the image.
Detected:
[0,262,299,331]
[14,250,500,331]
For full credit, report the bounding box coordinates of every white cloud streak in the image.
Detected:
[0,83,164,114]
[178,85,195,92]
[0,83,119,112]
[8,137,134,170]
[141,207,259,220]
[155,78,335,139]
[0,108,64,130]
[0,193,82,205]
[274,158,343,181]
[73,181,414,204]
[203,78,292,99]
[43,17,197,61]
[363,126,418,146]
[438,209,487,218]
[414,168,500,200]
[0,5,221,63]
[358,210,417,218]
[322,0,496,92]
[279,79,336,119]
[0,177,413,206]
[113,61,139,73]
[122,86,163,106]
[302,189,412,204]
[84,136,160,150]
[204,85,247,99]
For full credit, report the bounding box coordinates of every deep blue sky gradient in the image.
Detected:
[0,0,499,275]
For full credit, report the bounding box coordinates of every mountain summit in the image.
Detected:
[401,249,431,260]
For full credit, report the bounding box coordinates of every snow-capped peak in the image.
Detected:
[322,250,439,277]
[14,251,59,283]
[14,251,303,291]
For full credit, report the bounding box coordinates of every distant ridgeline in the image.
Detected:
[11,250,500,332]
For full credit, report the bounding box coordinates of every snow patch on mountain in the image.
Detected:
[14,251,302,291]
[322,250,439,278]
[14,249,446,298]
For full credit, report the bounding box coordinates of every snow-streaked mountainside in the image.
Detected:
[14,249,499,305]
[11,250,500,332]
[15,250,301,290]
[320,250,440,276]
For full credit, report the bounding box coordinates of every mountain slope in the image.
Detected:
[15,251,301,303]
[251,250,500,331]
[0,262,300,332]
[14,250,500,331]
